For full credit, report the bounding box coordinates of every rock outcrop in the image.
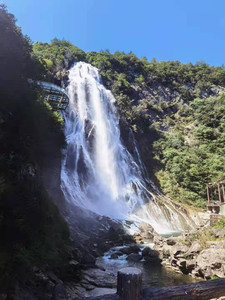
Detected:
[155,227,225,280]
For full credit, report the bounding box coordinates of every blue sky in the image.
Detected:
[3,0,225,66]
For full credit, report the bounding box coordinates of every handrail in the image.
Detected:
[35,81,68,96]
[28,79,69,111]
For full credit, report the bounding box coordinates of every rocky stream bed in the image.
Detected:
[4,218,225,300]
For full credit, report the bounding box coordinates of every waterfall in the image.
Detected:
[61,62,193,234]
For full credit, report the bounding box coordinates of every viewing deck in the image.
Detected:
[206,181,225,214]
[29,80,69,110]
[36,81,69,110]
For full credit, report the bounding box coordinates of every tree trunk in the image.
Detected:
[143,278,225,299]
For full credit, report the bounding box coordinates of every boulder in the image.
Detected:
[181,233,193,245]
[83,269,116,288]
[186,259,196,272]
[142,247,151,256]
[110,253,118,259]
[52,283,67,299]
[126,253,142,262]
[162,245,172,258]
[196,247,225,278]
[142,247,158,258]
[139,222,155,235]
[187,241,201,256]
[166,237,178,246]
[120,245,140,255]
[177,259,186,268]
[206,241,225,248]
[172,244,189,258]
[171,258,178,267]
[214,228,225,238]
[134,233,143,243]
[107,224,133,244]
[197,266,213,280]
[115,251,123,256]
[142,249,161,264]
[108,225,124,240]
[141,231,155,240]
[153,235,164,245]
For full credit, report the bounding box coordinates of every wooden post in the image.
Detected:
[117,267,142,300]
[218,183,222,203]
[222,184,225,203]
[57,95,63,108]
[206,184,210,204]
[209,184,213,202]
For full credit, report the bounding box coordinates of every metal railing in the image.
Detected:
[28,80,69,111]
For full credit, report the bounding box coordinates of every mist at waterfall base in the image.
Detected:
[61,62,192,235]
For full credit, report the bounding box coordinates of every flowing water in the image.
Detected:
[61,62,194,234]
[85,245,198,298]
[97,246,197,288]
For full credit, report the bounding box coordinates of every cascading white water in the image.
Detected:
[61,62,194,234]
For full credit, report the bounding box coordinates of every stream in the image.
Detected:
[85,244,197,298]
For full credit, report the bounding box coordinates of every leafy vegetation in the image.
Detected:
[154,94,225,207]
[0,5,71,290]
[213,217,225,229]
[32,38,86,83]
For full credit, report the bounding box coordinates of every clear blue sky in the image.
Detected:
[3,0,225,66]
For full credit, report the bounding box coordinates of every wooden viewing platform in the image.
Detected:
[29,80,69,110]
[206,181,225,214]
[37,81,69,110]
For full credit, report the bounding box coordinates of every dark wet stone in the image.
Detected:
[126,253,142,262]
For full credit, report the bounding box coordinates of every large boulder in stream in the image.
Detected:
[120,244,140,255]
[126,253,142,262]
[142,247,152,256]
[139,222,155,240]
[142,247,162,264]
[110,253,119,259]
